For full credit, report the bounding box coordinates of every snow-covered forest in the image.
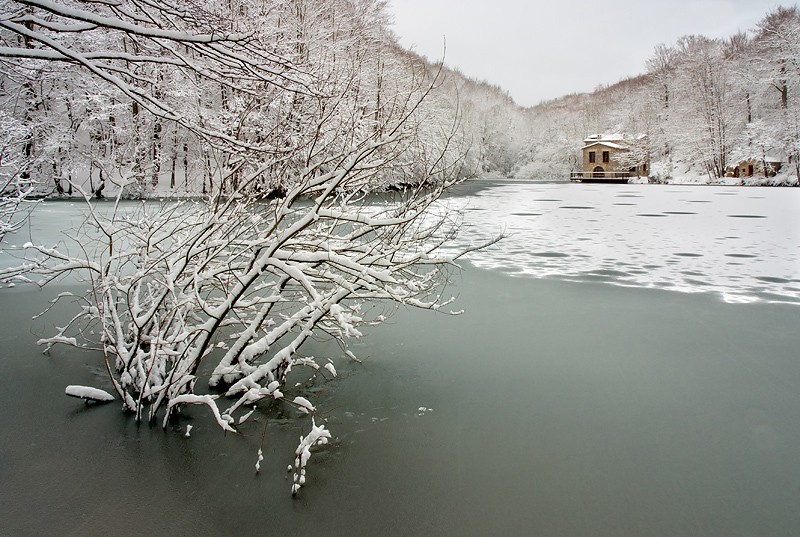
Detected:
[1,3,798,203]
[513,6,800,184]
[0,0,529,201]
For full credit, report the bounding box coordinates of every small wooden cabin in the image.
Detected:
[571,134,649,183]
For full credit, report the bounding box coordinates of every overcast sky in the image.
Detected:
[387,0,789,107]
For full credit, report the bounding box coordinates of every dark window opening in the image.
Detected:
[748,164,754,176]
[602,151,610,163]
[589,151,596,163]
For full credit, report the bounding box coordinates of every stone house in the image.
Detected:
[571,134,649,182]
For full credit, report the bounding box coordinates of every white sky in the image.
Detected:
[387,0,789,107]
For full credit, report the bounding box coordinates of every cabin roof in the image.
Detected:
[582,141,626,150]
[584,133,624,143]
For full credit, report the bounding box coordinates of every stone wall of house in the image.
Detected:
[582,145,626,175]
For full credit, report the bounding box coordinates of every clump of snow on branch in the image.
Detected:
[65,385,114,402]
[292,418,331,496]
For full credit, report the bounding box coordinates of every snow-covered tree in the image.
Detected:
[0,0,497,495]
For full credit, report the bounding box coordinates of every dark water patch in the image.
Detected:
[727,262,745,266]
[636,213,668,217]
[753,291,800,305]
[682,271,706,276]
[756,276,792,284]
[687,200,712,203]
[534,199,562,202]
[726,253,757,258]
[684,278,711,287]
[577,237,593,241]
[511,212,542,217]
[531,252,570,258]
[673,252,703,258]
[613,203,637,206]
[576,274,619,283]
[588,269,632,278]
[616,194,643,198]
[559,205,594,210]
[643,264,662,269]
[663,211,697,215]
[728,214,767,219]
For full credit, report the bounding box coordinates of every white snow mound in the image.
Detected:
[65,385,115,402]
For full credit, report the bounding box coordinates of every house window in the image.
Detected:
[602,151,610,163]
[748,164,754,176]
[589,151,596,163]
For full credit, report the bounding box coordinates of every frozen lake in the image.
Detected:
[450,180,800,305]
[1,182,799,536]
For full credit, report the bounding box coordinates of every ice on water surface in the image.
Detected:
[452,182,800,305]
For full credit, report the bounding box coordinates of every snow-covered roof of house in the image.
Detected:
[584,133,624,144]
[582,141,627,150]
[583,133,646,145]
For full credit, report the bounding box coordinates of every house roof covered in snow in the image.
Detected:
[582,141,627,150]
[583,133,625,144]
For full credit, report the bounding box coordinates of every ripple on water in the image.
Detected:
[613,203,637,206]
[511,213,542,217]
[636,214,669,217]
[728,214,767,219]
[559,206,594,210]
[663,211,697,215]
[726,253,758,258]
[673,252,704,257]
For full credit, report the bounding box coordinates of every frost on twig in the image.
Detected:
[291,418,331,496]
